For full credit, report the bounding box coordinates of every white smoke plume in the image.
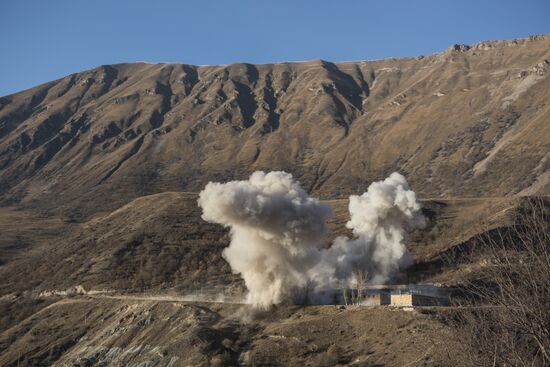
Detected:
[198,171,425,308]
[198,171,333,309]
[320,172,426,284]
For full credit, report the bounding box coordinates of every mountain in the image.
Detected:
[1,35,549,366]
[1,36,549,219]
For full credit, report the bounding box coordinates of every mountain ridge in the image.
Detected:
[0,34,549,219]
[5,33,548,94]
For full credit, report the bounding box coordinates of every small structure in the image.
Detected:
[322,284,453,307]
[388,284,452,307]
[359,288,391,306]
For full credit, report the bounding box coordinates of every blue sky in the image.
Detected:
[1,0,549,96]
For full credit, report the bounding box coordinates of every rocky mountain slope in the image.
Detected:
[1,36,549,218]
[1,35,549,366]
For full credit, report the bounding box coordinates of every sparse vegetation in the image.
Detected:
[447,197,550,366]
[0,33,549,366]
[342,269,369,306]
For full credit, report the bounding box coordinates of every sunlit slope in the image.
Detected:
[0,36,548,218]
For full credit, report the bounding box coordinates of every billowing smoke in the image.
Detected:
[320,172,426,284]
[198,171,425,308]
[198,171,333,309]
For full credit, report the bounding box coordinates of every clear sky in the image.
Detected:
[1,0,549,96]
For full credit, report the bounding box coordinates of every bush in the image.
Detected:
[449,197,550,366]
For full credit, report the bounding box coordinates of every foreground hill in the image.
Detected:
[0,191,524,298]
[0,299,455,366]
[1,36,549,218]
[0,194,544,366]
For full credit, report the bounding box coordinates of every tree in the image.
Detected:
[339,280,349,306]
[351,269,368,305]
[450,197,550,366]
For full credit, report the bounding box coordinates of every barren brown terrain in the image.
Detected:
[0,296,457,367]
[1,36,549,219]
[0,192,523,297]
[0,35,549,366]
[0,193,536,366]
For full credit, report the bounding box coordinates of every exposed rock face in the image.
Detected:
[1,36,549,217]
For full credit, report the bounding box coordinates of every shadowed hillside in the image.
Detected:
[0,191,531,297]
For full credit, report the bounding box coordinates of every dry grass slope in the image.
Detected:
[0,36,548,218]
[0,35,549,366]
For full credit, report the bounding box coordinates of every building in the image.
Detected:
[359,289,391,306]
[390,291,450,307]
[389,284,452,306]
[321,284,452,307]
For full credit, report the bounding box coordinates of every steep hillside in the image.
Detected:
[0,191,527,298]
[0,193,236,296]
[1,36,549,218]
